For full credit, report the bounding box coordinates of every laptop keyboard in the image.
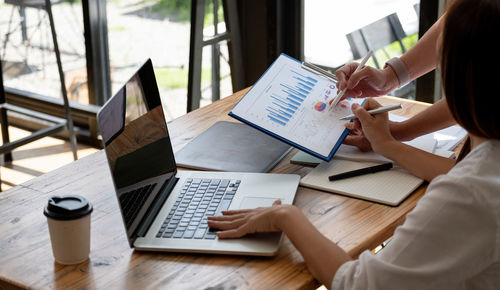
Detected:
[156,178,240,240]
[120,183,157,228]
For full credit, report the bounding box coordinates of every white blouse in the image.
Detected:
[332,140,500,290]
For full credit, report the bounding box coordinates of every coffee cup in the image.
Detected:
[44,195,93,265]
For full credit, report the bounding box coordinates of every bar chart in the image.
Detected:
[230,54,364,159]
[266,70,318,126]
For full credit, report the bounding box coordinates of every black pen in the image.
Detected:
[328,162,393,181]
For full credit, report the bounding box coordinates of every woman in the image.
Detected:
[336,8,454,182]
[208,0,500,288]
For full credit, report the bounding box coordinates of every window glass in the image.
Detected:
[304,0,419,99]
[0,0,88,103]
[107,0,233,120]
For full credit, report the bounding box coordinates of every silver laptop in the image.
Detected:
[97,59,299,256]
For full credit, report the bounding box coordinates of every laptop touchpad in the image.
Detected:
[239,197,281,209]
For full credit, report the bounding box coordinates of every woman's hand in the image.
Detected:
[343,119,373,152]
[207,200,291,239]
[350,98,396,154]
[209,200,353,287]
[343,119,406,151]
[335,63,399,98]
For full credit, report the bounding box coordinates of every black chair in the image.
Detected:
[0,0,78,191]
[345,13,415,99]
[346,13,407,69]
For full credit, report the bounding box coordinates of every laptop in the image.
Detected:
[97,59,300,256]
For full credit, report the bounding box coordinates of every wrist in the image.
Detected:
[382,66,400,93]
[390,121,407,141]
[372,139,400,159]
[391,120,419,141]
[274,205,301,232]
[384,57,411,88]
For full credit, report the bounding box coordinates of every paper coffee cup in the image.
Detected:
[44,195,93,265]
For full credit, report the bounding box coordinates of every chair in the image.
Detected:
[187,0,245,112]
[1,0,75,74]
[346,13,407,69]
[345,13,415,99]
[0,0,78,191]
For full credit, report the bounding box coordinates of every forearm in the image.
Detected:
[376,140,455,181]
[391,98,456,141]
[277,206,352,287]
[400,16,444,80]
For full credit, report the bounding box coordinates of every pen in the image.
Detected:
[339,103,402,121]
[328,162,393,181]
[329,50,373,108]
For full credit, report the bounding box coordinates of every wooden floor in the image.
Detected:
[0,126,99,191]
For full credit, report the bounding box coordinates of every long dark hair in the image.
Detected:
[441,0,500,159]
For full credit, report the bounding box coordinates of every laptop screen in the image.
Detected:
[98,59,177,242]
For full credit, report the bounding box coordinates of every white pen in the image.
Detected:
[301,62,337,82]
[339,103,402,121]
[330,50,374,108]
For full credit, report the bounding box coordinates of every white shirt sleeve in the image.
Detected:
[332,174,497,290]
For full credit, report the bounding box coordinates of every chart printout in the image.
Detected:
[230,54,364,159]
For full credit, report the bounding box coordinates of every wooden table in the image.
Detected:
[0,89,434,289]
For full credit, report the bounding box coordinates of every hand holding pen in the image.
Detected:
[340,103,402,120]
[347,98,397,154]
[334,51,399,100]
[330,50,373,108]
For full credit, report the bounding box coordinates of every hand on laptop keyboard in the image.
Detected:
[156,178,240,240]
[206,199,286,239]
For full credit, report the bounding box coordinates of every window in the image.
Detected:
[1,0,88,104]
[106,0,233,120]
[304,0,420,99]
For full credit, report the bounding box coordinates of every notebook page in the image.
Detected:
[300,159,423,206]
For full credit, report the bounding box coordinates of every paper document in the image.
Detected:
[229,54,364,161]
[389,114,467,151]
[434,126,468,151]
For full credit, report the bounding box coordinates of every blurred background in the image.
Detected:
[0,0,446,189]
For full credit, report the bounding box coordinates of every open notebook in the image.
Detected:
[300,159,423,206]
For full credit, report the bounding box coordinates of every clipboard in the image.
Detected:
[229,54,364,161]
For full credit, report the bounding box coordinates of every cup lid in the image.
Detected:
[44,195,93,220]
